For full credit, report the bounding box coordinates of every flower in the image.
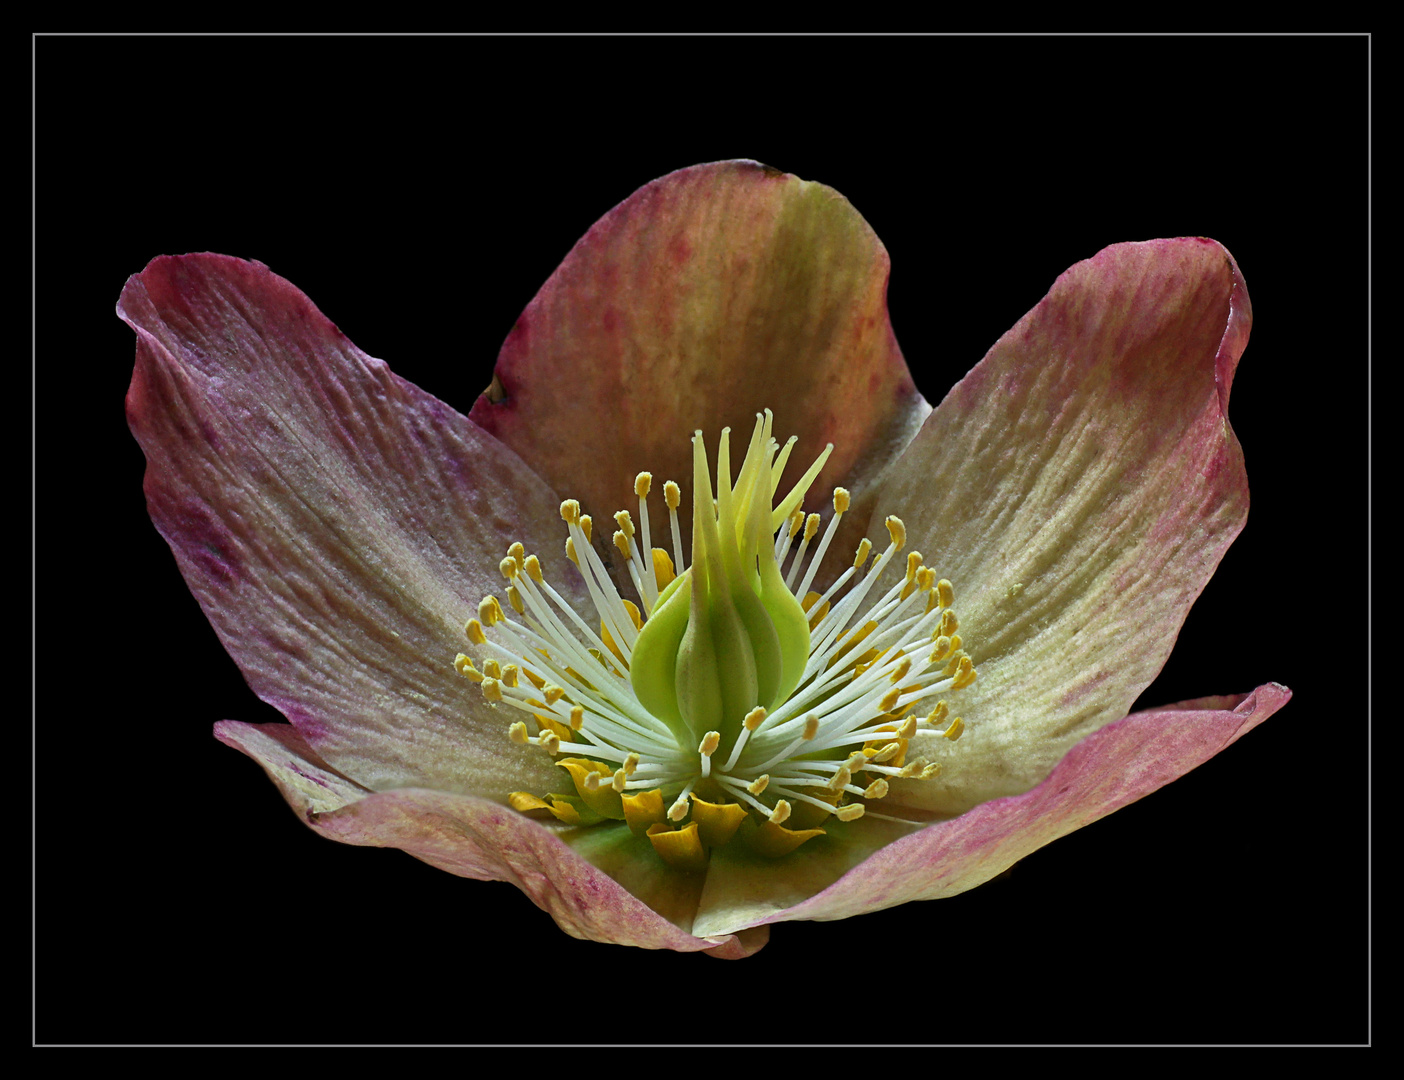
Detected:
[119,160,1289,959]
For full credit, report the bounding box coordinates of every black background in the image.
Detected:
[36,34,1369,1045]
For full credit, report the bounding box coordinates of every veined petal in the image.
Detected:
[216,720,768,958]
[693,684,1289,935]
[470,160,929,546]
[878,238,1253,813]
[121,255,586,800]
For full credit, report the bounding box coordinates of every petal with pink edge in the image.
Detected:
[470,160,930,548]
[121,255,586,801]
[691,684,1289,936]
[215,720,768,958]
[876,238,1253,813]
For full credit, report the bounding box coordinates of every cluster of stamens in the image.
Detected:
[453,410,975,868]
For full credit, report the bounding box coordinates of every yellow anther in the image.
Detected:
[635,472,652,498]
[916,566,934,591]
[854,538,873,569]
[845,752,868,773]
[827,767,852,793]
[569,705,584,730]
[788,509,804,537]
[612,769,628,793]
[613,530,631,559]
[937,579,955,608]
[769,800,792,826]
[507,541,526,571]
[506,585,524,615]
[952,657,977,690]
[831,804,862,822]
[479,595,503,626]
[939,609,959,637]
[889,657,912,684]
[698,731,721,757]
[863,779,889,800]
[540,731,561,756]
[886,515,906,550]
[560,499,581,525]
[453,654,483,682]
[905,551,923,583]
[879,687,902,714]
[802,714,819,740]
[508,721,529,745]
[579,515,592,543]
[525,554,543,583]
[928,701,949,725]
[833,487,851,513]
[543,685,565,705]
[499,556,518,580]
[481,678,503,703]
[804,512,821,541]
[930,636,952,663]
[744,706,767,732]
[872,741,902,763]
[623,752,639,775]
[664,480,681,510]
[944,716,965,740]
[483,659,502,679]
[898,759,924,778]
[614,509,635,539]
[667,795,691,822]
[921,763,942,780]
[565,536,578,567]
[747,775,770,796]
[501,664,519,688]
[897,715,918,739]
[465,618,486,646]
[583,771,603,793]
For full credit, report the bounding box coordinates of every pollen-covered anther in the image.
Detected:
[453,654,483,682]
[635,472,652,498]
[863,779,890,800]
[569,705,584,730]
[498,556,518,581]
[747,775,770,796]
[501,664,519,688]
[613,530,630,560]
[560,499,581,525]
[542,684,565,705]
[507,541,526,572]
[921,763,941,779]
[897,715,918,739]
[889,656,912,685]
[937,578,955,609]
[871,741,902,764]
[803,714,820,740]
[540,731,561,756]
[465,618,486,646]
[524,554,543,583]
[879,687,902,713]
[853,537,873,569]
[481,677,503,704]
[930,636,952,663]
[833,486,851,513]
[886,515,906,550]
[827,767,852,793]
[769,800,792,826]
[482,658,502,679]
[744,706,768,732]
[479,595,504,627]
[506,585,524,615]
[508,721,529,745]
[612,769,628,793]
[614,510,635,539]
[944,716,966,740]
[578,514,593,543]
[667,793,691,822]
[951,656,977,690]
[834,804,865,822]
[804,513,821,541]
[623,752,639,775]
[698,731,721,757]
[583,771,604,793]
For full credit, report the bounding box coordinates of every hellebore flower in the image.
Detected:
[120,160,1289,959]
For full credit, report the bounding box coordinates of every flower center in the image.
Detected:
[454,410,975,871]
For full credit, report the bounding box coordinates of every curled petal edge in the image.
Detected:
[213,720,769,958]
[692,683,1291,935]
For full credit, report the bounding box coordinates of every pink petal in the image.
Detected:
[692,683,1289,935]
[215,720,768,958]
[876,238,1254,813]
[121,255,585,801]
[470,160,930,541]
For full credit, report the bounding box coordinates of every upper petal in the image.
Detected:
[470,160,930,537]
[878,238,1253,812]
[120,255,584,800]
